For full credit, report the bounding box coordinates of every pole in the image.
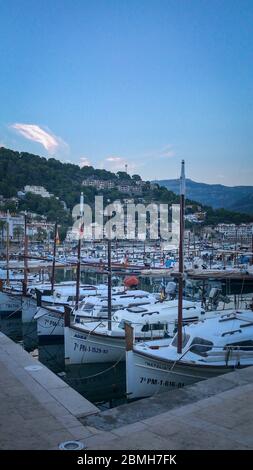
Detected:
[6,211,10,286]
[234,228,238,267]
[107,204,112,331]
[75,192,84,310]
[251,232,253,266]
[51,222,58,293]
[23,213,28,295]
[210,237,214,269]
[107,236,112,331]
[177,160,185,355]
[75,238,81,309]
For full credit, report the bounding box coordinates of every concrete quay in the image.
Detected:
[0,332,98,450]
[81,366,253,450]
[1,330,253,450]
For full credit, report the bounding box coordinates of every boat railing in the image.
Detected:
[171,343,253,370]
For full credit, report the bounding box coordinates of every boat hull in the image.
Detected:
[37,307,64,341]
[126,349,234,399]
[21,296,37,323]
[0,291,22,318]
[64,326,126,364]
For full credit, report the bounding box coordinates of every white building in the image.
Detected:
[216,223,253,238]
[24,185,52,198]
[82,179,115,190]
[0,213,24,240]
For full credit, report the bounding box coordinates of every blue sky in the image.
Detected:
[0,0,252,185]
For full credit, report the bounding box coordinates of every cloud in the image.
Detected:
[80,156,91,168]
[106,156,122,163]
[10,123,67,154]
[103,156,139,173]
[159,145,176,158]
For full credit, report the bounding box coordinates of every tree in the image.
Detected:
[117,171,131,181]
[36,227,47,243]
[132,174,141,182]
[13,226,24,243]
[0,220,6,246]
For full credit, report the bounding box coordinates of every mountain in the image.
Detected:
[153,179,253,214]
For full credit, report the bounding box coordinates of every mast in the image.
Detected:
[107,202,112,331]
[107,235,112,331]
[251,230,253,266]
[75,192,83,310]
[177,160,185,354]
[51,221,58,293]
[23,213,28,295]
[6,210,10,286]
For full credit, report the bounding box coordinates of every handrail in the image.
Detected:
[170,342,253,370]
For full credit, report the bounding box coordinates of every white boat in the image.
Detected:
[35,289,157,340]
[64,300,206,365]
[22,282,124,323]
[126,308,253,399]
[0,290,22,317]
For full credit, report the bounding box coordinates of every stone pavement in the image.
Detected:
[1,330,253,450]
[0,332,98,450]
[81,367,253,450]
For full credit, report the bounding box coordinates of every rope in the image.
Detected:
[65,352,125,382]
[6,306,22,318]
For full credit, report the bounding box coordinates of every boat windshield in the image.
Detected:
[82,302,94,311]
[171,333,190,349]
[189,337,214,356]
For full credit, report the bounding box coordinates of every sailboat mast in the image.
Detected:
[23,213,28,295]
[75,192,83,310]
[177,160,185,354]
[107,235,112,331]
[6,210,10,286]
[51,221,58,293]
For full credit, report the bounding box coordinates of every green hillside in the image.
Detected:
[0,147,252,235]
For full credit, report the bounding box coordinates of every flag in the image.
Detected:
[56,228,60,245]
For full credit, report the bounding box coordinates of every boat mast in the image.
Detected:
[107,234,112,331]
[107,200,112,331]
[177,160,185,354]
[23,212,28,295]
[51,221,58,293]
[6,210,10,286]
[75,192,83,310]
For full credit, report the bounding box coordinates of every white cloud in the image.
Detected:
[10,123,67,154]
[106,156,123,163]
[80,156,91,167]
[103,156,139,173]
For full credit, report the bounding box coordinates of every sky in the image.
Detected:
[0,0,253,186]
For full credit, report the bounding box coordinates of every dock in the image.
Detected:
[1,332,253,449]
[80,366,253,450]
[0,332,98,450]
